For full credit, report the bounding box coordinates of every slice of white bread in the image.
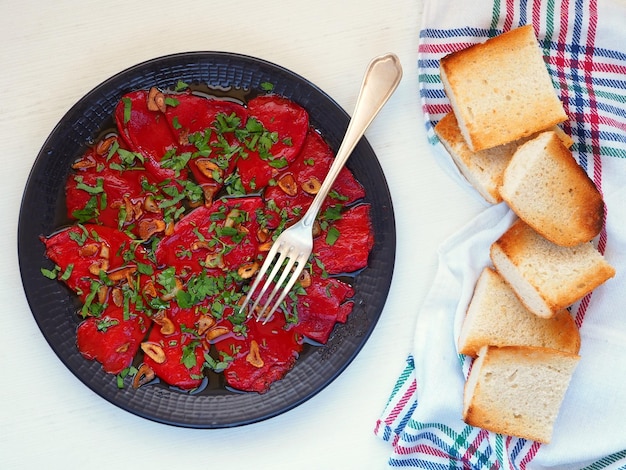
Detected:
[463,345,580,444]
[500,130,604,246]
[434,113,575,204]
[490,219,615,318]
[458,267,581,356]
[439,25,567,152]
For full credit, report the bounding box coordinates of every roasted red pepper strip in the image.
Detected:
[313,204,374,274]
[236,95,309,192]
[164,94,247,202]
[289,277,355,344]
[76,304,149,375]
[264,129,365,221]
[66,166,143,229]
[287,129,366,204]
[235,151,275,193]
[115,90,186,183]
[155,196,266,278]
[141,303,206,390]
[241,272,354,345]
[216,310,302,394]
[42,224,151,303]
[65,136,180,238]
[165,93,248,141]
[247,95,308,163]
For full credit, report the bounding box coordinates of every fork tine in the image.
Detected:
[254,252,299,322]
[259,257,308,324]
[246,247,289,318]
[240,241,284,318]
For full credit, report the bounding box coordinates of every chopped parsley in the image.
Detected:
[40,266,60,279]
[122,97,132,124]
[325,226,340,246]
[96,317,119,332]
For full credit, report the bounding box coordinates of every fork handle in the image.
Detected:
[300,53,403,228]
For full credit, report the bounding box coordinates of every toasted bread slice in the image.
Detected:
[463,345,580,444]
[500,131,604,246]
[458,267,581,356]
[490,219,615,318]
[434,113,574,204]
[440,25,567,152]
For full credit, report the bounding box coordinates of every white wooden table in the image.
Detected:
[0,1,484,468]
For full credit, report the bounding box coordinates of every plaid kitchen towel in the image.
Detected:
[374,0,626,468]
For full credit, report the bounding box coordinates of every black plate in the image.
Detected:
[18,52,395,428]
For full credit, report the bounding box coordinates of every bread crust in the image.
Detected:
[500,131,604,246]
[440,25,567,152]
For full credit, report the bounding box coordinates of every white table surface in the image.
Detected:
[0,1,485,468]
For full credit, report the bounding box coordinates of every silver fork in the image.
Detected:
[240,53,403,324]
